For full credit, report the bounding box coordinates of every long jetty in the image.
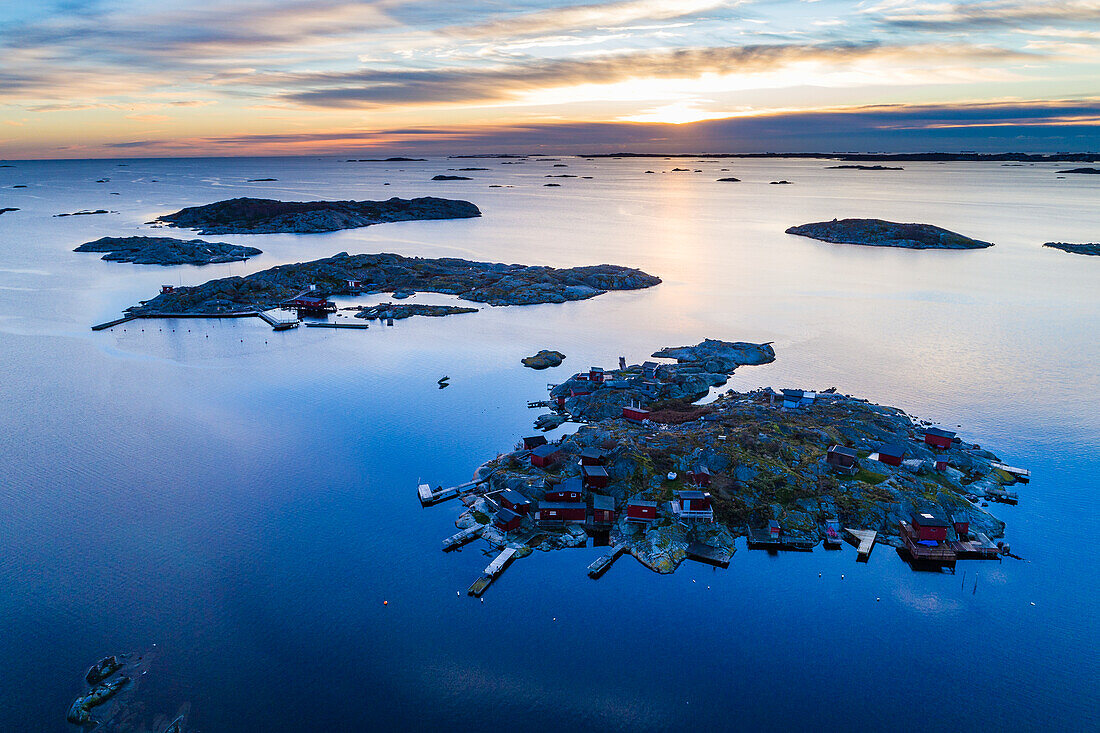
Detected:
[587,544,627,578]
[304,321,369,330]
[442,525,484,551]
[92,310,300,332]
[418,478,487,507]
[468,547,517,597]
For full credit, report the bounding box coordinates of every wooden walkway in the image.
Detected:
[468,547,517,597]
[587,544,626,578]
[418,478,486,507]
[845,529,877,559]
[92,310,300,332]
[442,525,484,551]
[304,321,369,329]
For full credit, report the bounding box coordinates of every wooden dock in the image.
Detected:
[442,525,484,551]
[951,532,1002,560]
[92,310,300,332]
[91,315,136,331]
[685,542,732,568]
[304,321,369,329]
[990,462,1030,483]
[256,310,299,330]
[468,547,517,597]
[899,522,956,568]
[587,544,627,578]
[418,478,486,507]
[747,527,814,551]
[845,529,878,559]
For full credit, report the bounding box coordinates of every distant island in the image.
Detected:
[0,207,18,215]
[786,218,993,249]
[74,236,262,266]
[431,175,471,180]
[584,152,1100,163]
[1057,167,1100,174]
[346,157,427,162]
[350,302,479,320]
[424,340,1021,582]
[126,251,661,315]
[1044,242,1100,256]
[155,196,480,235]
[826,165,903,170]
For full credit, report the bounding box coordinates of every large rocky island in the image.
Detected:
[127,252,661,315]
[786,218,993,249]
[75,236,262,265]
[155,196,480,234]
[429,340,1022,582]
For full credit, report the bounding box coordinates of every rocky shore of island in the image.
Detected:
[126,251,661,315]
[350,302,479,320]
[786,218,993,249]
[154,196,480,234]
[75,236,262,265]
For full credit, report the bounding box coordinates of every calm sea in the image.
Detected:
[0,156,1097,731]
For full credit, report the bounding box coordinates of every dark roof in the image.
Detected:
[495,507,520,524]
[500,489,531,506]
[531,443,562,458]
[692,465,712,475]
[878,443,908,458]
[781,388,804,398]
[676,490,708,500]
[589,366,604,372]
[828,445,858,458]
[642,361,658,369]
[591,493,615,511]
[579,447,604,460]
[627,499,657,508]
[912,511,950,528]
[581,465,609,477]
[926,427,957,439]
[539,501,586,510]
[554,477,584,494]
[523,435,548,448]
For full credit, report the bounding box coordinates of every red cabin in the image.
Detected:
[934,458,949,472]
[538,501,586,524]
[827,445,859,473]
[494,507,522,533]
[160,284,175,294]
[911,512,950,542]
[952,516,970,539]
[674,490,714,522]
[687,466,711,488]
[591,494,615,524]
[545,478,584,502]
[530,444,564,468]
[588,367,605,383]
[877,443,907,467]
[499,489,532,515]
[924,427,956,450]
[523,435,548,451]
[768,518,781,539]
[581,464,609,490]
[283,293,336,313]
[570,388,592,398]
[626,499,657,524]
[622,405,650,423]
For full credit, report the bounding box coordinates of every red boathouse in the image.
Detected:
[876,443,908,467]
[581,464,609,490]
[591,494,615,524]
[499,489,532,515]
[924,427,956,450]
[545,478,584,502]
[622,405,650,422]
[626,499,657,524]
[538,501,587,524]
[494,507,522,533]
[911,511,951,542]
[530,444,564,468]
[523,435,548,450]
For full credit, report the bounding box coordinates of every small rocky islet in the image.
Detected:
[435,339,1021,577]
[786,218,993,249]
[350,302,479,320]
[74,236,262,266]
[1056,167,1100,174]
[826,164,904,170]
[522,350,566,369]
[127,252,661,315]
[154,196,480,234]
[66,652,189,731]
[1044,242,1100,256]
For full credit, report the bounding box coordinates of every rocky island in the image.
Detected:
[74,236,262,265]
[1044,242,1100,256]
[826,165,903,170]
[350,302,479,320]
[522,350,566,369]
[1056,167,1100,174]
[0,207,18,215]
[125,252,661,315]
[155,196,480,235]
[786,218,993,249]
[426,340,1022,583]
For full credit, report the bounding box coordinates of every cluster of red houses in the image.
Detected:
[826,427,958,476]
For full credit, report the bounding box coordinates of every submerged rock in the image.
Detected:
[74,236,262,265]
[786,218,993,249]
[523,350,566,369]
[155,196,480,234]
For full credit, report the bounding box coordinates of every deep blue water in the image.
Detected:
[0,156,1097,731]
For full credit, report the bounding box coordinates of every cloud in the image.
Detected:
[871,0,1100,30]
[278,41,1032,108]
[443,0,738,39]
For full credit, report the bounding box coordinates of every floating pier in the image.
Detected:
[899,522,957,568]
[468,547,517,597]
[951,532,1002,560]
[304,321,369,329]
[747,527,814,551]
[92,310,300,332]
[845,529,878,559]
[442,525,484,551]
[91,315,136,331]
[587,544,627,578]
[418,478,487,507]
[990,462,1030,483]
[257,310,299,330]
[685,541,732,568]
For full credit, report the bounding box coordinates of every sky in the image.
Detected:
[2,0,1099,158]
